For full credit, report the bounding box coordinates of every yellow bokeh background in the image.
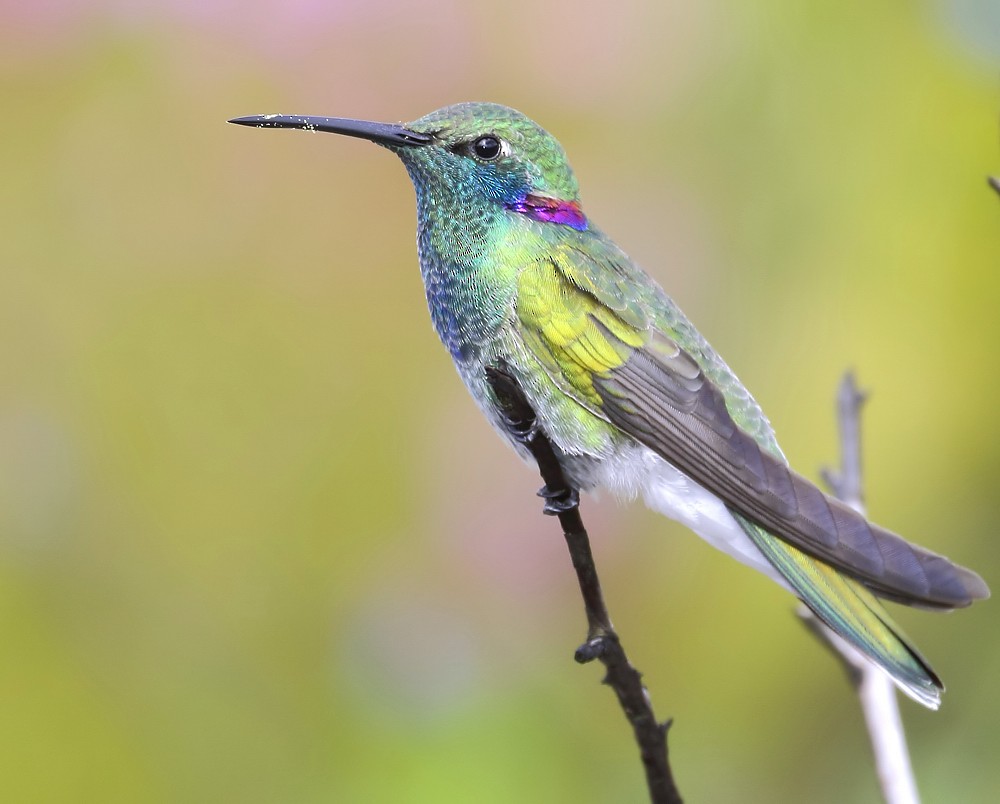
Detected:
[1,1,997,801]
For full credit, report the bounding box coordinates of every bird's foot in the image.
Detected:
[537,484,579,516]
[503,415,538,446]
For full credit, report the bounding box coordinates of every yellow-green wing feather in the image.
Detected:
[516,254,645,409]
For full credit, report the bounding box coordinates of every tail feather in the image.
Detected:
[734,513,942,709]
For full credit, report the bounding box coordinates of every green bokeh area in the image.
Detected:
[2,2,998,802]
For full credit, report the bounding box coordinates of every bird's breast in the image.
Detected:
[417,231,518,365]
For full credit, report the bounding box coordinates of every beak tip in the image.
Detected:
[228,115,275,127]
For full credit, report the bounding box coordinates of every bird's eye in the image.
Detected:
[471,135,502,160]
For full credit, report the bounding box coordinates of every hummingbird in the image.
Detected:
[230,102,988,708]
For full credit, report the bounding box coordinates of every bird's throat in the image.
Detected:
[505,193,588,231]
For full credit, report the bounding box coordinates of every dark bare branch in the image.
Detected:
[486,365,682,804]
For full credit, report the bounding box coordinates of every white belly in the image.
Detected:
[594,445,789,588]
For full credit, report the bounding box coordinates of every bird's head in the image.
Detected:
[230,102,588,231]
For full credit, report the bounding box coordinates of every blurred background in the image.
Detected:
[1,0,998,801]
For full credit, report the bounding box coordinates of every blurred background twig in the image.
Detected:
[802,372,919,804]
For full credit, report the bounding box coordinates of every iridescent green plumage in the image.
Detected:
[230,102,988,708]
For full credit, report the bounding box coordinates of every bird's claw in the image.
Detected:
[503,415,537,446]
[538,484,579,515]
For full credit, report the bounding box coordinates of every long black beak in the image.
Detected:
[228,114,433,147]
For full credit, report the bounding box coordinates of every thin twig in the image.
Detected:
[801,371,919,804]
[988,176,1000,198]
[486,365,683,804]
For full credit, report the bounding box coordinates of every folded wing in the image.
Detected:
[514,252,989,610]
